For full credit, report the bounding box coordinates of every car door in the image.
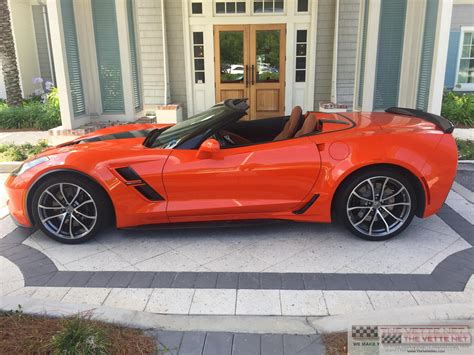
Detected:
[162,137,321,221]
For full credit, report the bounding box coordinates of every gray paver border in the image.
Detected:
[1,204,473,291]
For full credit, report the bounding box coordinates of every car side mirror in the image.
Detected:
[197,138,220,159]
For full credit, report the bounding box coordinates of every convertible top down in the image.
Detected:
[5,99,457,243]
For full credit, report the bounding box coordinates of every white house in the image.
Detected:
[1,0,473,133]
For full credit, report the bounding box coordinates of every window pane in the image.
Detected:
[275,0,284,12]
[461,45,470,58]
[236,2,246,13]
[458,59,469,83]
[264,0,273,12]
[220,31,244,83]
[226,2,235,12]
[296,57,306,69]
[254,1,263,13]
[297,30,307,43]
[194,58,204,70]
[194,45,204,57]
[463,32,472,45]
[296,43,306,56]
[295,70,306,82]
[256,30,280,82]
[195,71,205,83]
[471,45,474,58]
[193,32,203,44]
[297,0,309,12]
[191,2,202,14]
[216,2,225,13]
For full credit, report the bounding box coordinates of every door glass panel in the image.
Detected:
[219,31,244,83]
[256,30,280,82]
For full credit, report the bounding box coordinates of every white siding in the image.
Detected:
[136,0,165,106]
[450,4,474,30]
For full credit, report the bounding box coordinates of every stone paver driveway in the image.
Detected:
[1,169,473,318]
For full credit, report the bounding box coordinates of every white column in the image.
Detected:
[427,0,453,114]
[115,0,135,120]
[46,0,74,129]
[361,0,381,112]
[398,0,426,108]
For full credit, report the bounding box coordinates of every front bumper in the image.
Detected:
[5,174,32,228]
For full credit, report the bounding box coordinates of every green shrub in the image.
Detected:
[441,92,474,127]
[0,141,49,161]
[457,139,474,160]
[50,316,109,355]
[0,88,61,130]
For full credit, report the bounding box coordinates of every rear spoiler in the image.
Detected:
[385,107,454,134]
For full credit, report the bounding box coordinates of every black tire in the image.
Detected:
[31,173,111,244]
[335,167,417,241]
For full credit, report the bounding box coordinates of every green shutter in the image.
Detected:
[416,0,438,111]
[92,0,124,113]
[373,0,407,110]
[61,0,85,117]
[357,0,369,109]
[127,0,142,112]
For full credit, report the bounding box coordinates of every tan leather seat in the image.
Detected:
[273,106,303,141]
[294,114,319,138]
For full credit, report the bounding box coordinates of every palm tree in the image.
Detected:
[0,0,23,105]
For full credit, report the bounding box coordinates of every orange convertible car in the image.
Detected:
[5,99,457,243]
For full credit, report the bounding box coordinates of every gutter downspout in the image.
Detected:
[331,0,339,103]
[161,0,169,105]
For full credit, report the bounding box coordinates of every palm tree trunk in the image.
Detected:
[0,0,23,105]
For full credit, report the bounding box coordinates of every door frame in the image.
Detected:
[181,0,318,117]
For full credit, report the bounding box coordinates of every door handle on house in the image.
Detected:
[245,65,249,88]
[251,64,255,85]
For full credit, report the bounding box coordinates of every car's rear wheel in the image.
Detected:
[31,174,110,244]
[336,168,417,241]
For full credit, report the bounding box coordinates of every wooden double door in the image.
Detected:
[214,24,286,119]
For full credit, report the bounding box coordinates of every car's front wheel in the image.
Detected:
[336,168,417,241]
[31,174,110,244]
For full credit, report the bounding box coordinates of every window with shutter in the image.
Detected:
[61,0,85,117]
[127,0,142,112]
[92,0,124,113]
[416,0,438,111]
[373,0,407,110]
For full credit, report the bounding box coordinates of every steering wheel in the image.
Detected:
[213,130,252,147]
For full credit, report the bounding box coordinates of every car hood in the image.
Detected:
[36,123,172,159]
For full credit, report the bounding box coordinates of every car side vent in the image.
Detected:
[116,167,142,182]
[134,185,165,201]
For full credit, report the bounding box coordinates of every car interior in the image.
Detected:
[213,106,327,148]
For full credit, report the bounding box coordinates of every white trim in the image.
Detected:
[182,0,195,117]
[352,0,365,110]
[398,0,426,108]
[331,0,339,103]
[454,26,474,92]
[161,0,169,105]
[427,0,453,114]
[361,0,381,111]
[304,0,317,111]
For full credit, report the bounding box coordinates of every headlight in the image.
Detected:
[11,156,49,177]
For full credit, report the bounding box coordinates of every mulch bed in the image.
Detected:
[0,311,156,354]
[323,332,348,355]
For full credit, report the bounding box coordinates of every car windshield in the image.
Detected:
[150,105,231,149]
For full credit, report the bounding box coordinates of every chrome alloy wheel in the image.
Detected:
[346,176,411,238]
[37,183,97,239]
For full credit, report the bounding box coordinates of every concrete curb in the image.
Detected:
[308,303,474,334]
[0,162,21,173]
[1,295,472,334]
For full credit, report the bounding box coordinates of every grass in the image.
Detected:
[0,309,156,354]
[441,92,474,128]
[0,88,61,130]
[0,140,49,162]
[457,139,474,160]
[323,332,347,355]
